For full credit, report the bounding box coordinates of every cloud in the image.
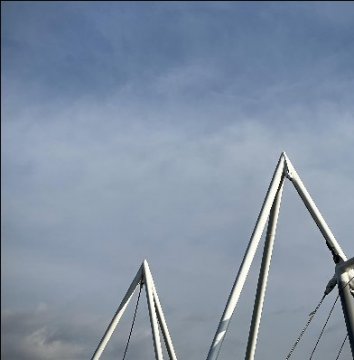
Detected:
[1,307,85,360]
[2,3,354,360]
[3,93,353,358]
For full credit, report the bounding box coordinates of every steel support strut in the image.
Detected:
[144,260,164,360]
[150,273,178,360]
[335,257,354,357]
[207,152,349,360]
[245,178,284,360]
[91,260,178,360]
[283,154,347,262]
[91,264,144,360]
[206,154,286,360]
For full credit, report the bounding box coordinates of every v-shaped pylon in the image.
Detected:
[206,152,349,360]
[91,260,177,360]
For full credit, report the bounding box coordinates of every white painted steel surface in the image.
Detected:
[336,257,354,357]
[92,153,351,360]
[207,152,349,360]
[91,260,177,360]
[91,265,143,360]
[144,260,164,360]
[206,154,286,360]
[150,272,178,360]
[245,179,284,360]
[283,153,347,262]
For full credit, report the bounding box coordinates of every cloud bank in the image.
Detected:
[2,2,354,359]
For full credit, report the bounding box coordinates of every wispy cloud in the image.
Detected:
[2,2,353,359]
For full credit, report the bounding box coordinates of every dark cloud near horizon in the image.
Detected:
[2,2,354,359]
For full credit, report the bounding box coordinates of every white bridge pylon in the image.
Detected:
[92,152,352,360]
[206,152,348,360]
[91,260,178,360]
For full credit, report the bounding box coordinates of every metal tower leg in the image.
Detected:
[336,257,354,358]
[206,154,286,360]
[245,179,284,360]
[91,264,144,360]
[284,153,347,262]
[144,260,164,360]
[150,274,178,360]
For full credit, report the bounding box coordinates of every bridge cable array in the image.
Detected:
[309,293,339,359]
[309,275,353,360]
[285,275,353,360]
[285,294,326,360]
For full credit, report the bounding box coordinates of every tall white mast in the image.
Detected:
[206,152,349,360]
[91,153,353,359]
[91,260,177,360]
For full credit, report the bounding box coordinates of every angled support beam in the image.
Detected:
[284,153,347,262]
[336,257,354,357]
[91,264,144,360]
[91,260,178,360]
[207,152,349,360]
[206,153,286,360]
[245,177,284,360]
[150,271,178,360]
[144,260,165,360]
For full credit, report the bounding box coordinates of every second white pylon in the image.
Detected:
[91,260,178,360]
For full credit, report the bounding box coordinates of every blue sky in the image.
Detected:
[2,2,354,359]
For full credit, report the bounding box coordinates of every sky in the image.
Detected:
[2,2,354,359]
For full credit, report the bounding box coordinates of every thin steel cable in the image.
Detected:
[309,275,354,360]
[309,295,339,359]
[285,294,326,360]
[335,334,348,360]
[122,283,143,360]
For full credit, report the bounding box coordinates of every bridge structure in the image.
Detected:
[91,153,354,360]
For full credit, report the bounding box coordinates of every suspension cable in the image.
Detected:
[285,294,326,359]
[122,283,143,360]
[309,294,339,359]
[309,275,354,359]
[335,334,348,360]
